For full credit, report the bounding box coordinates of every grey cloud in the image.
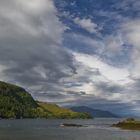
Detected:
[33,92,67,100]
[57,95,135,116]
[0,0,76,88]
[95,82,124,94]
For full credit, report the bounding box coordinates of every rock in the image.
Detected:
[60,123,83,127]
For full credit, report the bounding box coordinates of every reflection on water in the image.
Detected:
[0,118,140,140]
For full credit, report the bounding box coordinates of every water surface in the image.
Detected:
[0,118,140,140]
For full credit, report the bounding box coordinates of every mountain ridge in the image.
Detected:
[70,106,119,118]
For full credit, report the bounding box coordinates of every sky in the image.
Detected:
[0,0,140,116]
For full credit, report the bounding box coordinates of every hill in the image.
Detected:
[70,106,119,118]
[0,81,92,119]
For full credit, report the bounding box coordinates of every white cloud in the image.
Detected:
[104,34,124,52]
[122,20,140,79]
[57,51,134,101]
[123,20,140,49]
[73,52,132,84]
[73,17,98,33]
[0,0,66,44]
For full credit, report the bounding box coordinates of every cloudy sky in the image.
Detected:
[0,0,140,116]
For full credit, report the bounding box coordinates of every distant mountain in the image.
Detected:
[70,106,119,118]
[0,81,92,119]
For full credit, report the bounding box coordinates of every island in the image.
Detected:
[0,81,92,119]
[112,118,140,130]
[60,123,83,127]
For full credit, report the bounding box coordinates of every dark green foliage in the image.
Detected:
[126,118,135,122]
[0,81,92,119]
[112,118,140,130]
[0,81,38,119]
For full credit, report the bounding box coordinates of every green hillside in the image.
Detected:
[0,81,92,119]
[38,102,91,119]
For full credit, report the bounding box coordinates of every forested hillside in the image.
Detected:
[0,81,92,119]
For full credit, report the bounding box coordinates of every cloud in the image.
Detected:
[64,33,104,54]
[122,20,140,79]
[103,34,124,53]
[114,0,140,13]
[58,95,136,116]
[0,0,76,88]
[1,0,140,116]
[73,52,131,84]
[55,0,140,116]
[73,17,98,34]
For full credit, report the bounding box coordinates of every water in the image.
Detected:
[0,118,140,140]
